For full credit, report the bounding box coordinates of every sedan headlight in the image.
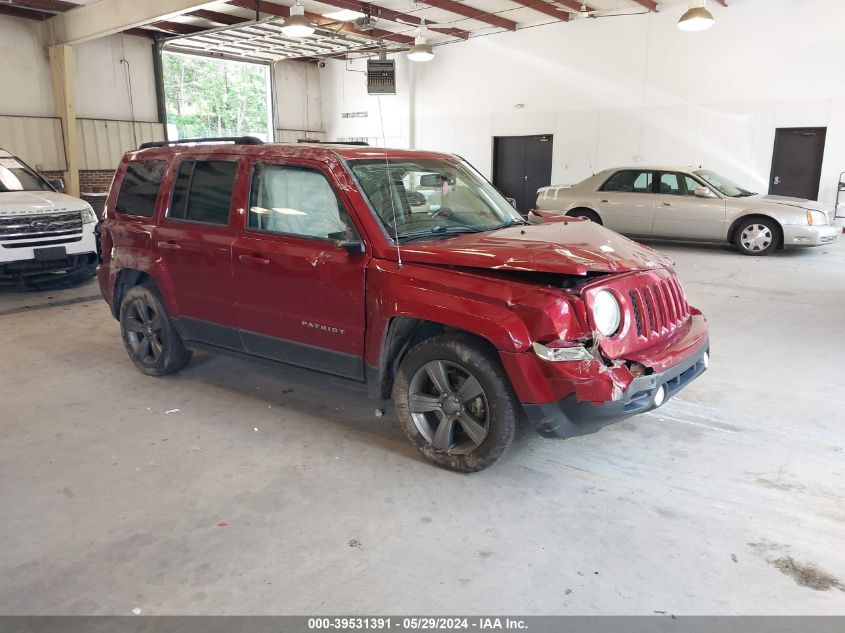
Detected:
[806,210,827,226]
[81,204,98,224]
[592,290,621,337]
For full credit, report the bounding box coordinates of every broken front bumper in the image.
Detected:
[522,337,709,439]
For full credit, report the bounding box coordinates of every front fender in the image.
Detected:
[108,246,181,318]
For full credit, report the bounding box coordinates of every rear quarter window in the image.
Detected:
[115,160,167,217]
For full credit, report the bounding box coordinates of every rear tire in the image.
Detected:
[567,208,602,224]
[734,217,779,256]
[393,333,521,472]
[119,284,192,376]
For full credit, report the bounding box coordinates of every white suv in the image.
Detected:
[0,149,99,289]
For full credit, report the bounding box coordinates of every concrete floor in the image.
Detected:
[1,239,844,615]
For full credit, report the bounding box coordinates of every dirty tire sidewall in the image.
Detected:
[119,283,192,377]
[734,217,779,256]
[393,333,521,472]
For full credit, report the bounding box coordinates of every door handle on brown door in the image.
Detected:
[239,253,270,265]
[157,241,181,250]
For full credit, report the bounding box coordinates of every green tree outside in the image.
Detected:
[162,52,271,140]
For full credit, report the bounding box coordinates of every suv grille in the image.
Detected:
[0,211,83,248]
[628,276,690,341]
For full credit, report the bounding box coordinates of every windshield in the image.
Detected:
[349,157,524,241]
[695,170,756,198]
[0,155,52,193]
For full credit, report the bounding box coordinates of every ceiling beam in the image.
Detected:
[0,4,52,20]
[418,0,518,31]
[316,0,469,39]
[510,0,570,21]
[186,8,249,25]
[151,20,206,34]
[228,0,415,45]
[630,0,658,10]
[1,0,75,11]
[44,0,221,45]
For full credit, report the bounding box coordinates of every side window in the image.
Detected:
[659,173,682,195]
[115,160,166,217]
[684,175,702,196]
[601,170,653,193]
[248,163,355,241]
[600,172,623,192]
[168,160,237,225]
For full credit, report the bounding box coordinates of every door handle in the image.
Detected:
[157,241,181,250]
[773,176,780,185]
[239,253,270,265]
[600,199,609,203]
[661,202,673,207]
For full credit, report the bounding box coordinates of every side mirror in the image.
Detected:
[694,186,714,198]
[49,178,65,193]
[336,239,366,254]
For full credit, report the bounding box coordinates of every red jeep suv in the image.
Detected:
[98,137,709,471]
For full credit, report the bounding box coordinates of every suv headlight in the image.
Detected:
[806,210,827,226]
[592,290,621,337]
[81,204,98,224]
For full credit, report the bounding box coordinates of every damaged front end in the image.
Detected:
[500,267,710,439]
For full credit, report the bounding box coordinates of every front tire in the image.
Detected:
[119,284,192,376]
[734,217,779,256]
[393,334,521,472]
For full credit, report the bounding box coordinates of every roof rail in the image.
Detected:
[139,136,265,150]
[297,139,370,146]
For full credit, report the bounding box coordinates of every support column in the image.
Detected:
[49,44,80,197]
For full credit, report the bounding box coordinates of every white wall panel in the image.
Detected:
[77,119,165,170]
[0,116,66,171]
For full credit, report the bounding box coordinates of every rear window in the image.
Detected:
[168,160,237,226]
[115,160,167,217]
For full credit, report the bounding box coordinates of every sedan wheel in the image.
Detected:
[735,218,779,256]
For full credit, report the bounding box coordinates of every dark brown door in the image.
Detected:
[769,127,826,200]
[493,134,553,213]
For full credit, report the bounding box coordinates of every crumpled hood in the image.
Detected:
[746,194,832,213]
[399,218,673,276]
[0,191,90,216]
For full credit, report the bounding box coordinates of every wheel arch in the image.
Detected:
[566,206,603,225]
[727,213,784,248]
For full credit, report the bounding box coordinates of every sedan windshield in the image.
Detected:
[695,170,756,198]
[0,156,52,193]
[349,157,524,241]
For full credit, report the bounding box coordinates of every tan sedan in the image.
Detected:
[532,166,839,256]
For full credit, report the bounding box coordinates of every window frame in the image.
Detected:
[244,160,358,244]
[599,169,657,194]
[164,157,239,227]
[114,159,168,219]
[657,171,714,198]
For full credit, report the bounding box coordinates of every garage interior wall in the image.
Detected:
[320,0,845,206]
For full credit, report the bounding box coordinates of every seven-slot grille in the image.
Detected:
[628,276,690,341]
[0,211,83,248]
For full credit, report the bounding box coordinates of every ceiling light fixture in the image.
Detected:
[323,9,366,22]
[408,20,434,62]
[282,1,315,37]
[678,1,715,32]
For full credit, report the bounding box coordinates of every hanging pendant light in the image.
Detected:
[282,1,314,37]
[408,20,434,62]
[678,1,715,31]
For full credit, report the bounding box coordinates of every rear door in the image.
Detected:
[652,172,726,240]
[154,156,242,349]
[232,158,368,379]
[594,169,657,236]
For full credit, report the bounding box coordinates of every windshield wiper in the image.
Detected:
[398,226,486,243]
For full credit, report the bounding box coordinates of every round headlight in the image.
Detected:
[592,290,621,337]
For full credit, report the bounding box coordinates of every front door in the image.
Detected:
[594,169,657,236]
[232,159,368,380]
[154,156,242,349]
[652,172,726,240]
[769,127,827,200]
[493,135,553,214]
